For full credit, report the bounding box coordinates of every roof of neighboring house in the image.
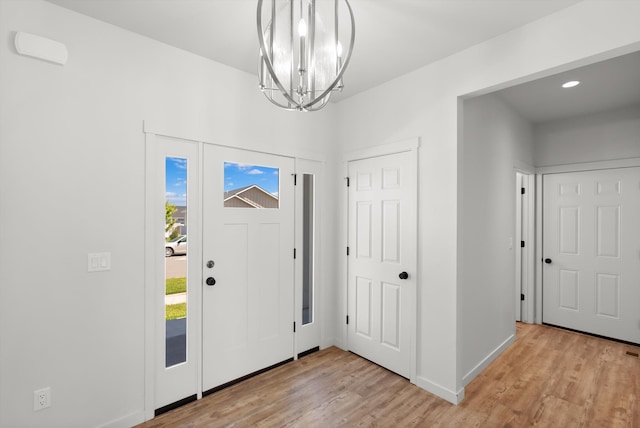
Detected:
[224,185,278,208]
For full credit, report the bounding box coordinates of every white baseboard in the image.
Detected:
[96,410,145,428]
[462,333,515,387]
[415,376,465,405]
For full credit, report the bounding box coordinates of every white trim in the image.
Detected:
[514,160,535,175]
[524,174,536,324]
[142,120,327,162]
[462,333,516,387]
[535,174,544,324]
[536,157,640,175]
[415,376,465,405]
[342,137,420,162]
[143,133,157,421]
[96,411,145,428]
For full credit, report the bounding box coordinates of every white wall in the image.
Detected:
[0,1,335,427]
[334,0,640,402]
[459,94,533,383]
[534,105,640,166]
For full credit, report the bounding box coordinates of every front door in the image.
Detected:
[543,167,640,343]
[202,145,295,391]
[347,150,417,378]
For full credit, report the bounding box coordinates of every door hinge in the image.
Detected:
[293,322,296,333]
[521,293,525,301]
[346,246,350,256]
[521,187,525,195]
[292,173,297,186]
[293,248,297,259]
[521,241,525,248]
[346,315,349,325]
[345,177,350,187]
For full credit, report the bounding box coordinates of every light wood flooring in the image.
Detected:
[137,323,640,427]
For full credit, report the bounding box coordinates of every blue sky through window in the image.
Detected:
[166,157,187,206]
[224,162,279,198]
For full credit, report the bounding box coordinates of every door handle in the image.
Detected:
[399,272,409,280]
[544,258,552,264]
[206,277,216,286]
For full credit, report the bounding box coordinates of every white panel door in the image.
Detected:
[543,167,640,343]
[202,145,295,391]
[347,151,417,378]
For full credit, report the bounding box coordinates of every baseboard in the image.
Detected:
[462,333,515,387]
[96,410,145,428]
[415,376,464,405]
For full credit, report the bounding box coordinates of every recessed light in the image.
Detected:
[562,80,580,88]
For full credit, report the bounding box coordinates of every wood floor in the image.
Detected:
[137,323,640,427]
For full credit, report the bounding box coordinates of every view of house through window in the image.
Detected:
[165,156,188,367]
[224,162,279,208]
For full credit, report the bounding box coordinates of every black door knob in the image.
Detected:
[206,277,216,286]
[399,272,409,280]
[544,258,552,264]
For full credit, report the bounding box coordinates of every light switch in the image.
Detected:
[88,252,111,272]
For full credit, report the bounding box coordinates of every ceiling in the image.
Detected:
[49,0,581,99]
[496,50,640,124]
[47,0,640,121]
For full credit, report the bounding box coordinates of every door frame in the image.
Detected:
[143,123,329,421]
[341,137,420,383]
[534,157,640,325]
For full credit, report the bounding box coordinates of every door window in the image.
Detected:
[224,162,279,208]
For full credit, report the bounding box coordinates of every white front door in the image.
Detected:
[347,150,417,378]
[202,145,295,391]
[543,167,640,343]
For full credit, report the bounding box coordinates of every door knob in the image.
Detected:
[399,272,409,280]
[544,258,552,264]
[206,277,216,286]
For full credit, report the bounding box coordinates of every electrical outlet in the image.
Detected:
[33,387,51,411]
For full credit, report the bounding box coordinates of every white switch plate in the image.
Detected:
[88,252,111,272]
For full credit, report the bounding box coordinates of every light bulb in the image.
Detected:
[298,19,307,37]
[336,41,343,58]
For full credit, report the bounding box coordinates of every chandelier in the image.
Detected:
[257,0,355,111]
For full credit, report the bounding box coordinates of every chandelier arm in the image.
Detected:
[301,0,355,109]
[257,0,302,109]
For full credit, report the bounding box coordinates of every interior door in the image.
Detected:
[202,145,295,392]
[543,167,640,343]
[347,150,417,378]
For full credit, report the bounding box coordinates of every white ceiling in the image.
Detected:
[496,50,640,124]
[49,0,581,99]
[47,0,640,121]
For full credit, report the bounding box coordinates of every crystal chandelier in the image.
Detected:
[257,0,355,111]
